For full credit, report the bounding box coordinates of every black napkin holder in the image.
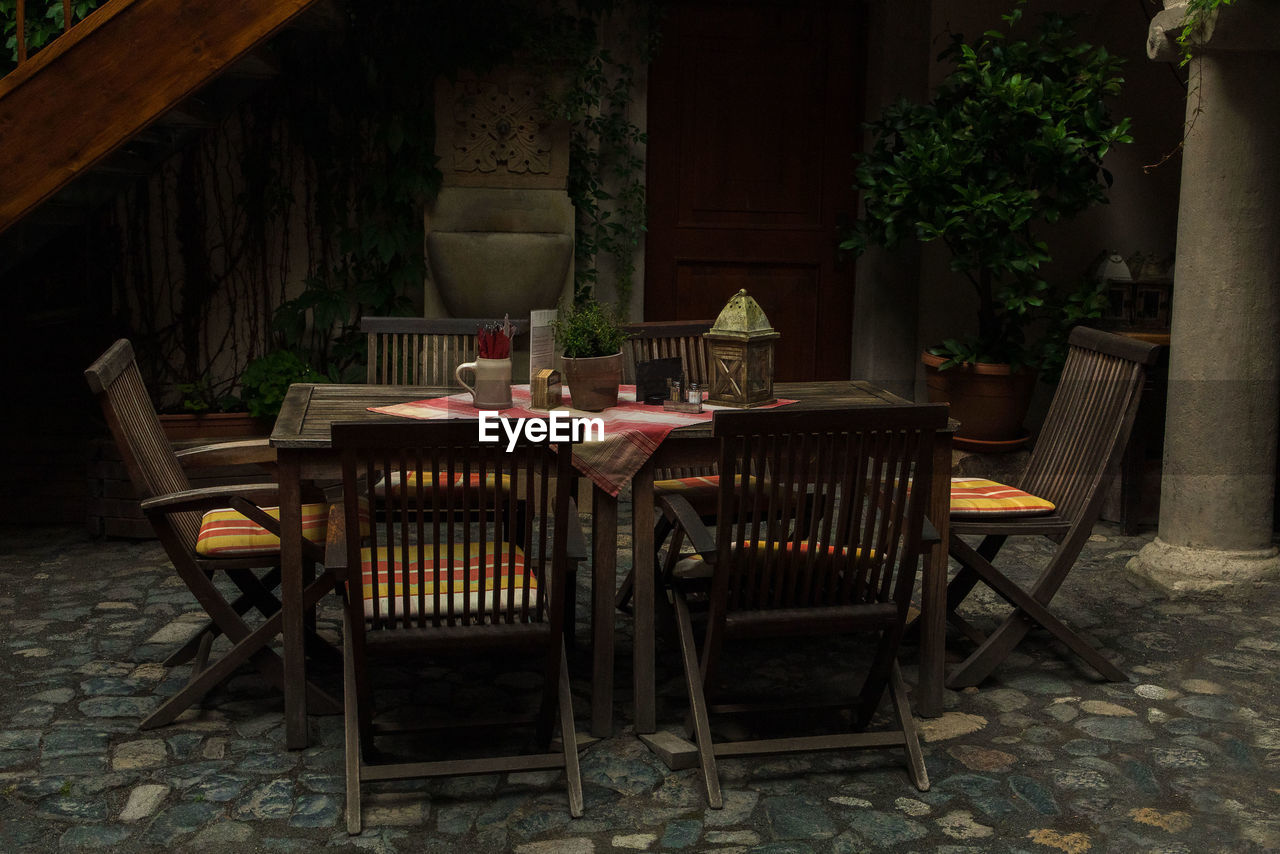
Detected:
[636,357,683,404]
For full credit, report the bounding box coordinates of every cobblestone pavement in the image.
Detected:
[1,500,1278,853]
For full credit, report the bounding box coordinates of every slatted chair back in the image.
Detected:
[84,339,201,548]
[623,320,715,482]
[333,419,573,633]
[1017,327,1162,524]
[361,317,529,387]
[709,406,948,622]
[621,320,714,386]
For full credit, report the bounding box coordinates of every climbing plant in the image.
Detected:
[0,0,99,74]
[103,0,659,410]
[1179,0,1239,65]
[1144,0,1242,171]
[520,1,660,307]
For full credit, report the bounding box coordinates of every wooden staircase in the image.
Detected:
[0,0,338,252]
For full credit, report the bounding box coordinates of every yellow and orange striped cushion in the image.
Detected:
[673,540,873,577]
[384,471,512,500]
[358,542,536,619]
[654,474,758,498]
[949,478,1054,518]
[195,503,330,557]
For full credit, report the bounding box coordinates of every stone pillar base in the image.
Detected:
[1127,537,1280,596]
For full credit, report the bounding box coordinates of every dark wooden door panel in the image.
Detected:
[674,261,818,381]
[645,0,862,381]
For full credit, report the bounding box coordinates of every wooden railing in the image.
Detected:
[12,0,87,67]
[0,0,321,234]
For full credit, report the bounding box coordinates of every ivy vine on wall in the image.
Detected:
[1178,0,1239,65]
[519,1,660,307]
[52,0,657,412]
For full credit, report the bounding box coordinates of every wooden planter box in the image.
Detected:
[158,412,272,441]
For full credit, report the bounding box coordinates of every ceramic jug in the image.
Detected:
[456,357,513,409]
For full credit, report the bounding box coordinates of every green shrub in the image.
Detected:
[239,350,329,419]
[842,3,1130,369]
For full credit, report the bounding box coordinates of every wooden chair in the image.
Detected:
[362,316,530,386]
[84,340,340,729]
[615,320,717,609]
[661,405,948,807]
[943,326,1162,688]
[326,419,583,833]
[621,320,715,388]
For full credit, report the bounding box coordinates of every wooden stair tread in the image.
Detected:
[0,0,324,236]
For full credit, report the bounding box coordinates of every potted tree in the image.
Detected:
[842,4,1132,447]
[553,297,628,411]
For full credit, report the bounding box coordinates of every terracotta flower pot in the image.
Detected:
[562,352,623,411]
[921,350,1036,450]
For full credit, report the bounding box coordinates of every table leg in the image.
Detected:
[632,461,656,735]
[278,451,308,749]
[590,486,616,738]
[917,430,952,718]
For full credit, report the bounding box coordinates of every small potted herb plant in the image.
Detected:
[552,297,628,411]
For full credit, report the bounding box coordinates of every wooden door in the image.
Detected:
[644,0,862,381]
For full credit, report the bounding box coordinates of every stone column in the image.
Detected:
[1128,0,1280,593]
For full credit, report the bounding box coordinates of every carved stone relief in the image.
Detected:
[453,76,552,175]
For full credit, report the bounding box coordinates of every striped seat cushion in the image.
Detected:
[359,542,537,619]
[383,471,512,501]
[950,478,1055,518]
[653,474,757,498]
[673,540,873,578]
[196,503,330,557]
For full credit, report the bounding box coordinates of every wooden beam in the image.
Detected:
[0,0,321,235]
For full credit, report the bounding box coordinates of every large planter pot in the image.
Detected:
[921,350,1036,451]
[159,412,272,442]
[562,352,623,412]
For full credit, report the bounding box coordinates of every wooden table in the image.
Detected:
[270,381,952,750]
[599,380,953,740]
[272,384,452,749]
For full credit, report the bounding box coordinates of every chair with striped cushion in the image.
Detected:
[615,320,718,609]
[85,340,342,729]
[359,315,581,640]
[660,405,948,807]
[326,419,584,833]
[943,327,1162,687]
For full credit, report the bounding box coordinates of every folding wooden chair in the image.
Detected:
[358,315,591,639]
[326,419,583,833]
[661,405,948,807]
[84,339,341,729]
[361,316,529,387]
[615,320,717,610]
[943,327,1162,688]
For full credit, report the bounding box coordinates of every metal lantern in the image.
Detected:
[703,289,780,408]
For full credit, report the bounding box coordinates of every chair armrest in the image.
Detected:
[175,438,276,469]
[658,493,717,557]
[324,502,350,576]
[140,483,281,515]
[564,498,588,562]
[920,514,941,547]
